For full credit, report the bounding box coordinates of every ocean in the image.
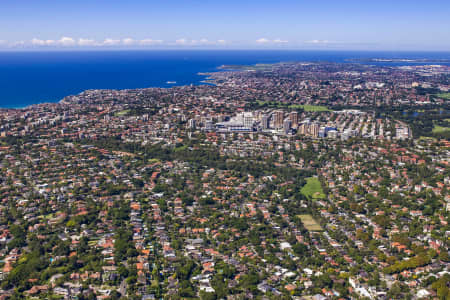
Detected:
[0,50,449,108]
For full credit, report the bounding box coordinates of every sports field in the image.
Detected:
[254,101,330,112]
[290,104,330,112]
[298,214,323,231]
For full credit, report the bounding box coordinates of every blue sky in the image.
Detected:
[0,0,449,50]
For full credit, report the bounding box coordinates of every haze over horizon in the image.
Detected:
[1,0,449,51]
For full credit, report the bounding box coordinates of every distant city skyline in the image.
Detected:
[1,0,449,51]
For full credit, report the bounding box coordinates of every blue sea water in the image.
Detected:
[0,50,449,108]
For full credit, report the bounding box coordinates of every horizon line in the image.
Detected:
[1,48,450,53]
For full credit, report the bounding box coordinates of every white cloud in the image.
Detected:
[173,38,227,46]
[7,36,234,48]
[31,38,45,46]
[32,37,93,47]
[273,39,288,44]
[175,38,188,45]
[189,39,209,45]
[58,37,76,46]
[256,38,270,44]
[31,38,56,46]
[305,39,331,44]
[256,38,288,44]
[78,38,97,46]
[102,38,121,46]
[122,38,136,45]
[139,38,163,45]
[12,41,25,47]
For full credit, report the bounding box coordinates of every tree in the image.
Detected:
[431,274,450,300]
[293,243,308,256]
[8,224,27,249]
[439,249,450,263]
[176,259,196,281]
[200,291,217,300]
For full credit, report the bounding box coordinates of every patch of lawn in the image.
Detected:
[436,93,450,100]
[174,145,188,152]
[432,125,450,133]
[39,213,54,220]
[148,158,161,164]
[418,136,436,141]
[301,177,326,200]
[114,109,130,117]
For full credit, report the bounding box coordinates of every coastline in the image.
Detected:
[0,68,221,111]
[1,50,450,110]
[0,72,217,111]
